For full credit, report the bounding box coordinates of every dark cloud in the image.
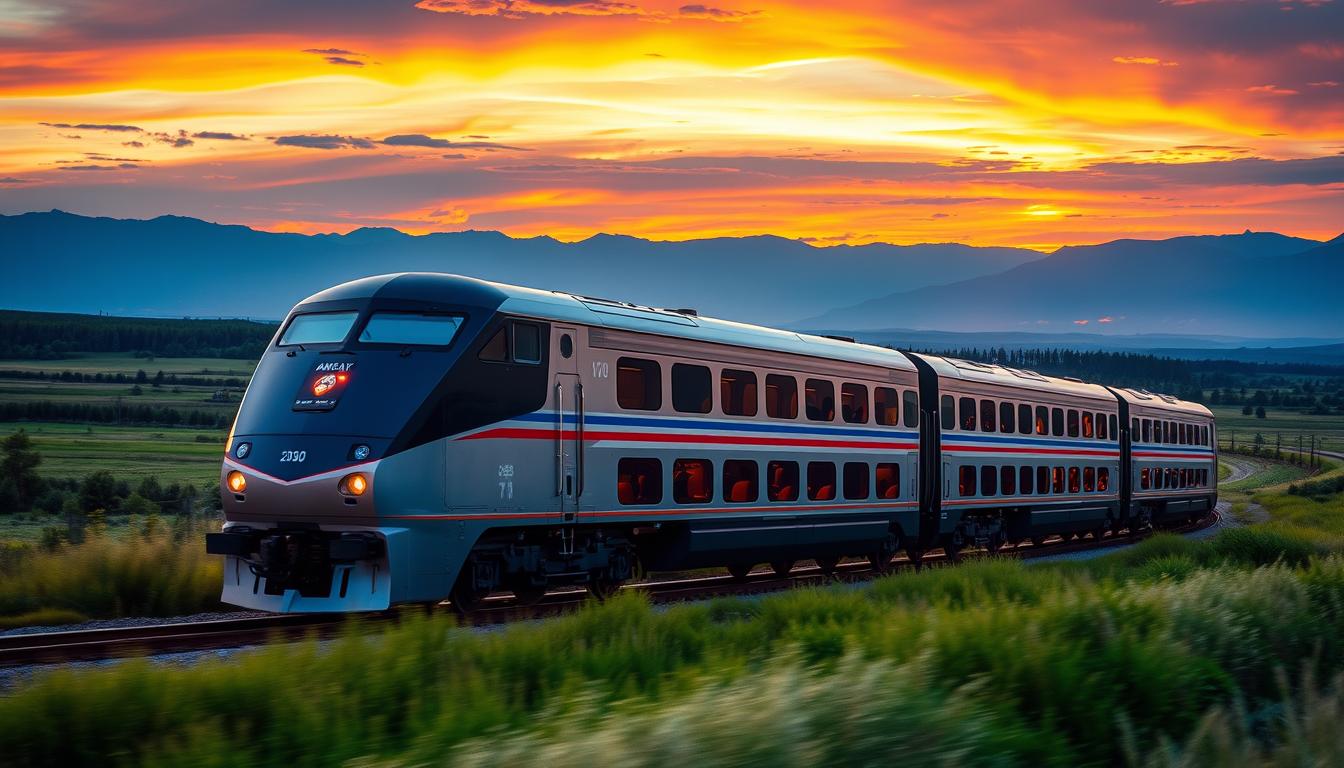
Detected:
[274,134,376,150]
[414,0,646,19]
[0,177,37,184]
[321,56,364,66]
[301,47,368,66]
[677,4,760,21]
[381,133,529,151]
[57,163,139,171]
[40,122,141,132]
[302,47,362,56]
[192,131,247,140]
[122,140,145,148]
[881,196,990,206]
[148,130,193,147]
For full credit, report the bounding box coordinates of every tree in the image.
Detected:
[1242,404,1253,416]
[1,429,43,512]
[79,470,120,513]
[1255,406,1267,419]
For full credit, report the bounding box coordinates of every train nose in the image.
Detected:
[220,459,379,519]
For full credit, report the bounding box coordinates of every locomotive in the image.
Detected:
[206,273,1216,612]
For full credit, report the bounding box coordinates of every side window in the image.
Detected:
[723,460,759,503]
[1052,466,1065,494]
[1081,411,1093,438]
[1098,467,1110,492]
[959,465,976,496]
[1083,466,1095,492]
[807,462,837,500]
[960,397,977,431]
[876,463,900,498]
[980,399,996,432]
[941,395,956,430]
[840,383,869,424]
[1141,419,1152,443]
[616,357,661,411]
[980,465,997,496]
[843,462,870,500]
[875,387,900,426]
[616,458,661,505]
[805,379,835,421]
[671,363,712,414]
[478,326,508,361]
[1096,412,1107,440]
[903,390,920,427]
[721,369,758,417]
[765,374,798,419]
[1140,467,1150,489]
[1037,466,1049,494]
[1000,401,1015,434]
[512,322,542,364]
[1067,409,1080,438]
[1018,404,1032,435]
[1131,418,1139,440]
[1020,465,1034,494]
[767,460,799,502]
[1110,415,1118,440]
[672,458,712,504]
[1036,406,1049,436]
[1068,466,1081,493]
[1000,465,1016,495]
[1051,408,1064,437]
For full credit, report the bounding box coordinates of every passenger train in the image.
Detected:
[206,273,1217,612]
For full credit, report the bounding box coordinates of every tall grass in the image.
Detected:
[0,528,220,623]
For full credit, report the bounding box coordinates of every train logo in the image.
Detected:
[312,373,338,397]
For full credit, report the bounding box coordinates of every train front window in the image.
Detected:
[359,313,464,347]
[279,311,357,346]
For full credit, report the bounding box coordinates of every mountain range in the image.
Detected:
[2,211,1340,341]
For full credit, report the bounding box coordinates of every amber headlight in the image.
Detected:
[340,473,369,496]
[226,470,247,493]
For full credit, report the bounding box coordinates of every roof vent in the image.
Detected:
[1061,376,1085,383]
[822,334,856,343]
[668,307,698,316]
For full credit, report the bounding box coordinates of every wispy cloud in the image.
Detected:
[274,134,376,150]
[39,122,142,132]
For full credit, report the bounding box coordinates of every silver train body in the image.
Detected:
[206,274,1216,612]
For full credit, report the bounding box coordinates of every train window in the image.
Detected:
[1203,426,1209,445]
[1098,467,1110,492]
[360,312,468,348]
[1178,424,1186,444]
[1068,467,1081,493]
[1000,402,1015,433]
[721,369,758,417]
[843,462,870,500]
[981,465,997,496]
[767,460,799,502]
[1020,466,1034,494]
[478,326,508,361]
[875,387,900,426]
[941,395,955,430]
[559,334,573,359]
[959,465,976,496]
[1000,465,1016,495]
[617,358,662,411]
[876,463,901,498]
[617,458,662,505]
[1110,415,1118,439]
[765,375,798,419]
[1052,466,1065,494]
[1166,422,1175,444]
[671,364,712,414]
[1037,466,1050,494]
[512,322,542,363]
[841,383,869,424]
[903,390,920,427]
[805,379,835,422]
[1081,411,1093,438]
[1131,418,1139,440]
[1036,406,1049,436]
[1052,408,1064,437]
[1067,409,1080,438]
[960,397,977,431]
[1200,468,1208,485]
[807,462,837,500]
[1141,419,1152,443]
[1018,404,1032,435]
[1096,412,1107,440]
[723,460,759,503]
[672,459,712,504]
[980,399,996,432]
[1083,467,1095,492]
[1140,467,1150,489]
[280,311,358,346]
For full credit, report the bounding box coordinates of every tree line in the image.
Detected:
[0,401,236,428]
[0,309,276,360]
[0,368,250,388]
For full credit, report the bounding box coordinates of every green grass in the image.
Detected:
[2,421,226,486]
[1212,405,1344,455]
[0,353,256,376]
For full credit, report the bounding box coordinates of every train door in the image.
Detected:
[553,325,583,522]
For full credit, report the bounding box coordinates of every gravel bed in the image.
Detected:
[0,610,267,638]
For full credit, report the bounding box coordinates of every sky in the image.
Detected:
[0,0,1341,250]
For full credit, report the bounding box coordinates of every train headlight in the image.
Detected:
[227,470,247,493]
[340,473,369,496]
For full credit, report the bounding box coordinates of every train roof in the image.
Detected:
[298,272,918,372]
[1109,387,1214,418]
[907,352,1116,403]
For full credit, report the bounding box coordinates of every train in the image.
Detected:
[205,273,1216,612]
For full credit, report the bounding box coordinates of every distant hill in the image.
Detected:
[0,309,275,359]
[0,211,1040,325]
[802,328,1344,356]
[801,231,1341,337]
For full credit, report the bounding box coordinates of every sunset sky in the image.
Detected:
[0,0,1341,249]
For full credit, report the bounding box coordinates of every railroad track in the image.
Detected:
[0,512,1217,669]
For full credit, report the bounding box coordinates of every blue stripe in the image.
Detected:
[513,411,919,440]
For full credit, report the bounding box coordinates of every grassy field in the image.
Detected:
[0,353,257,377]
[1211,404,1344,454]
[2,421,226,486]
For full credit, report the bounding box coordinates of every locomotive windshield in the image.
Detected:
[358,312,464,346]
[279,311,358,346]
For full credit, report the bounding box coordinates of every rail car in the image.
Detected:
[205,273,1216,612]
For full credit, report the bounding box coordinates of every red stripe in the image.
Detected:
[464,427,917,451]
